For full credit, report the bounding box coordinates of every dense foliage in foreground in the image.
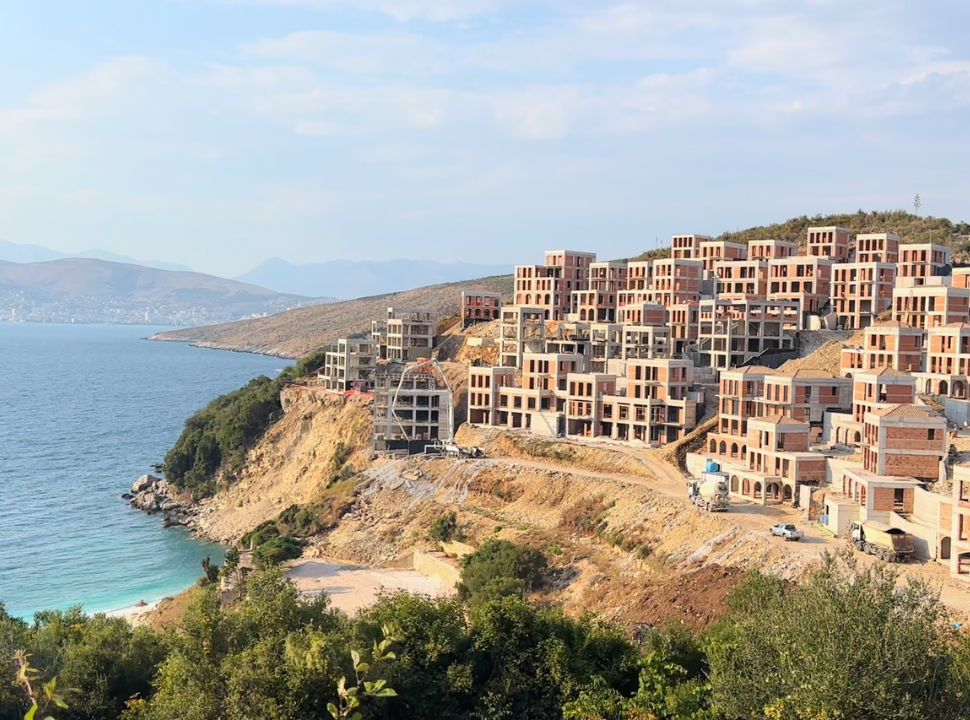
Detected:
[3,553,970,720]
[163,350,326,498]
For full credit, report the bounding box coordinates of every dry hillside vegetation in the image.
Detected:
[152,275,512,358]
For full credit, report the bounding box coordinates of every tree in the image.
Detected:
[708,552,966,720]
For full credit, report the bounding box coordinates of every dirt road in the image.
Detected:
[479,447,970,619]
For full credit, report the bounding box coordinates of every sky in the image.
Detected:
[1,1,969,277]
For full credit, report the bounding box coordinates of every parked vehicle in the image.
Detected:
[850,521,914,562]
[688,461,730,512]
[769,523,804,541]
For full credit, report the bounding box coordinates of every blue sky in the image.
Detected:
[1,1,969,277]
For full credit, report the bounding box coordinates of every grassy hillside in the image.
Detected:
[152,274,513,358]
[716,210,970,250]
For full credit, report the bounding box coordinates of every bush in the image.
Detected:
[241,522,305,568]
[429,512,459,542]
[708,552,968,720]
[457,540,547,604]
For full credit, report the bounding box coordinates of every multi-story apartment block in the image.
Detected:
[714,259,767,300]
[617,261,654,323]
[570,260,629,323]
[707,366,774,461]
[748,239,797,261]
[469,356,700,445]
[698,240,747,274]
[855,233,900,264]
[862,404,946,481]
[514,250,596,320]
[672,234,710,260]
[647,259,703,307]
[759,369,852,437]
[668,302,700,355]
[831,262,897,329]
[377,308,436,362]
[565,373,618,438]
[737,415,827,503]
[840,322,925,376]
[621,324,669,360]
[892,278,970,330]
[617,300,666,326]
[467,366,517,425]
[849,367,916,424]
[806,226,852,261]
[898,243,952,286]
[695,298,797,370]
[499,305,546,369]
[768,256,832,325]
[920,323,970,398]
[373,361,454,453]
[601,359,700,443]
[461,291,502,328]
[320,337,375,392]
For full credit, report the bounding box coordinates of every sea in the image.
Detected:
[0,323,284,619]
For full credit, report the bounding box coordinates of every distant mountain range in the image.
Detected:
[0,239,193,272]
[236,258,511,299]
[0,258,331,326]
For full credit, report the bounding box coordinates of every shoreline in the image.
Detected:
[146,334,300,361]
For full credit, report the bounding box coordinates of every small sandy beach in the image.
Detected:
[287,559,453,614]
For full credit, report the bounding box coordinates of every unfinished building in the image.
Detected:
[498,305,546,369]
[694,298,798,370]
[806,225,852,261]
[892,279,970,330]
[830,262,897,329]
[898,243,952,286]
[320,337,375,392]
[840,322,925,375]
[373,308,436,362]
[372,361,454,453]
[514,250,596,320]
[461,291,502,328]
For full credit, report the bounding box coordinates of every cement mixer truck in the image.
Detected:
[688,460,730,512]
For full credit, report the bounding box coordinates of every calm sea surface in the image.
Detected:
[0,323,283,619]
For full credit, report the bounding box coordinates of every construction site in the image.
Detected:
[175,226,970,627]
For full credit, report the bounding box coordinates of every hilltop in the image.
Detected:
[0,258,329,326]
[151,274,513,357]
[716,210,970,252]
[632,210,970,261]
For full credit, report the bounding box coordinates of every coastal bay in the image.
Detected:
[0,323,282,618]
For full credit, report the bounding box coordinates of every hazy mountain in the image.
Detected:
[0,258,332,326]
[237,258,511,299]
[0,239,193,272]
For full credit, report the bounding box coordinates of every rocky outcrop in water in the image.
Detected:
[127,474,199,529]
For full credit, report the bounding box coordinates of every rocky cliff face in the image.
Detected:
[191,386,374,542]
[172,384,820,632]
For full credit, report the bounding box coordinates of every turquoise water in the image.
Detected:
[0,324,284,619]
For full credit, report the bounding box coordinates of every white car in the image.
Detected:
[769,523,804,541]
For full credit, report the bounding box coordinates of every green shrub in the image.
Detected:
[457,540,546,604]
[429,512,459,542]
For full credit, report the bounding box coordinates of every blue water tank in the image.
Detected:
[705,459,720,473]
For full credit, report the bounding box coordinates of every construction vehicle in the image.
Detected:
[850,521,915,562]
[688,460,730,512]
[424,440,485,459]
